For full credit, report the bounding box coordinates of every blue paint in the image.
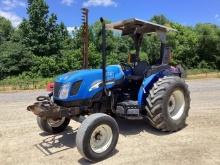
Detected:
[54,63,177,108]
[137,69,178,107]
[53,65,125,101]
[137,73,158,107]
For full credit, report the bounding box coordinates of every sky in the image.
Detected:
[0,0,220,31]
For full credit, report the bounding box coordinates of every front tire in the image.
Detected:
[37,117,70,134]
[145,76,190,132]
[76,113,119,162]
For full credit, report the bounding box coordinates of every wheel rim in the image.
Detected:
[47,117,65,127]
[168,89,185,120]
[90,124,113,154]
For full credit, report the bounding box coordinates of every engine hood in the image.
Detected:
[55,69,101,83]
[55,65,124,84]
[53,65,125,102]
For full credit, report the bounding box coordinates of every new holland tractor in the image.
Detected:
[27,18,190,162]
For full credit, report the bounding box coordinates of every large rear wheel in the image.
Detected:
[145,76,190,132]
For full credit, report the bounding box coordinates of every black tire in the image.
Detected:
[145,76,190,132]
[76,113,119,162]
[37,116,70,134]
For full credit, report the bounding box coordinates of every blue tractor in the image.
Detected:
[27,18,190,162]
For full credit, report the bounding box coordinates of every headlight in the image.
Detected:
[59,83,71,99]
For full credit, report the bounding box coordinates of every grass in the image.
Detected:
[0,77,54,91]
[186,69,220,79]
[0,69,219,91]
[187,68,218,75]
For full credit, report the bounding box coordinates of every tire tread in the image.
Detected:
[145,76,190,132]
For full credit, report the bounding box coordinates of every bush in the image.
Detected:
[37,56,58,77]
[0,42,34,79]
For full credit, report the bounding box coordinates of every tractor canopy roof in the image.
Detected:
[106,18,177,36]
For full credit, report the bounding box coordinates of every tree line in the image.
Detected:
[0,0,220,80]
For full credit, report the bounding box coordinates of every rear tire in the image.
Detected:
[76,113,119,162]
[145,76,190,132]
[37,117,70,134]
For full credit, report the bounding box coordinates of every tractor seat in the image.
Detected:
[127,61,150,81]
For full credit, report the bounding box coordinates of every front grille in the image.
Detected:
[53,82,62,97]
[70,80,82,96]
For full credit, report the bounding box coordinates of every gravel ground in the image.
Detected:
[0,79,220,165]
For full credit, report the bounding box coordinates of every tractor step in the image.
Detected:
[116,100,142,119]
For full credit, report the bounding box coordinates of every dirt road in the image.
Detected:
[0,79,220,165]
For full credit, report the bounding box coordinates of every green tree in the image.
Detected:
[141,34,161,64]
[19,0,68,57]
[0,16,14,44]
[150,15,171,25]
[0,42,34,79]
[20,0,49,56]
[168,23,199,68]
[90,21,116,55]
[195,24,220,69]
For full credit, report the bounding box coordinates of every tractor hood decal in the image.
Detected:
[89,80,115,92]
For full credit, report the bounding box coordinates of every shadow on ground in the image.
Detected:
[35,118,176,163]
[77,149,119,165]
[116,118,173,136]
[35,126,77,156]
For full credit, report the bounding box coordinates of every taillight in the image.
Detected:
[46,82,54,92]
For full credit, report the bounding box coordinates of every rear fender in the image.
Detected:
[137,68,181,107]
[138,73,163,107]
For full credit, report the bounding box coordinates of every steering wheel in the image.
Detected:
[120,62,133,71]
